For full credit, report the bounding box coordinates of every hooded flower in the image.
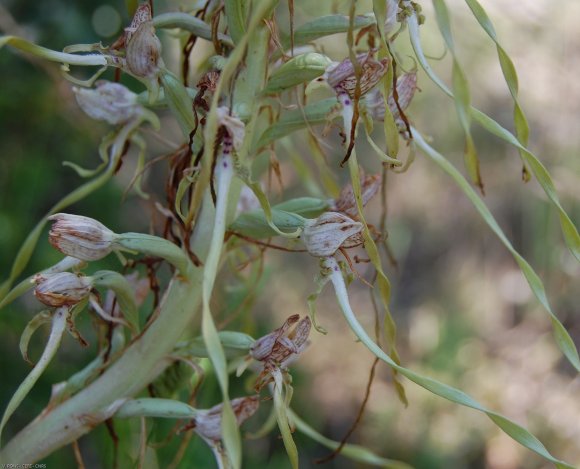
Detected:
[48,213,116,261]
[302,212,363,257]
[73,81,141,125]
[124,3,162,79]
[33,272,92,307]
[186,396,260,442]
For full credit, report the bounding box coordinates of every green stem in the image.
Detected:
[0,177,228,463]
[201,152,241,468]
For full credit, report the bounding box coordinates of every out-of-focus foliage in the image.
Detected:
[0,0,578,468]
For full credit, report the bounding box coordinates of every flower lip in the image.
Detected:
[33,272,92,307]
[48,213,116,261]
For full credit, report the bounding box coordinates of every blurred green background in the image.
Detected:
[0,0,579,468]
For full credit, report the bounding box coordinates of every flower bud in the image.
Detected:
[302,212,363,257]
[33,272,92,307]
[326,53,389,98]
[48,213,116,261]
[126,20,162,78]
[191,396,260,442]
[384,0,400,35]
[73,81,141,125]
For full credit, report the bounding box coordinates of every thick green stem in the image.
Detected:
[0,204,217,463]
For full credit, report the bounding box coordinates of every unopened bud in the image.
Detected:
[384,0,400,35]
[48,213,116,261]
[191,396,260,442]
[302,212,363,257]
[326,53,389,98]
[126,20,162,78]
[73,81,141,125]
[33,272,92,307]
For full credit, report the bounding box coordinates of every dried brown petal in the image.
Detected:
[252,315,312,391]
[250,314,299,361]
[192,395,260,442]
[302,212,363,257]
[333,174,381,219]
[125,3,152,42]
[327,53,389,98]
[365,72,418,125]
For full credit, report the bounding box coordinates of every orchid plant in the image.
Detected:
[0,1,578,468]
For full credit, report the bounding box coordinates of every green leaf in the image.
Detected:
[19,311,52,364]
[224,0,248,44]
[346,156,407,405]
[92,271,140,332]
[464,0,531,179]
[412,129,580,372]
[432,0,483,191]
[0,309,68,444]
[325,257,575,469]
[291,15,375,46]
[256,98,339,148]
[263,53,332,94]
[0,36,107,66]
[159,70,196,138]
[116,233,191,276]
[407,13,580,262]
[178,331,255,359]
[115,398,198,419]
[152,13,233,47]
[273,371,299,469]
[291,410,413,468]
[230,209,306,239]
[272,197,329,218]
